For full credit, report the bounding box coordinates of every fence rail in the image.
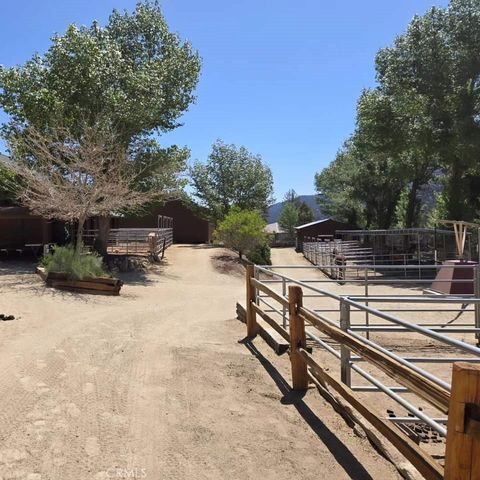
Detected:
[245,264,480,479]
[302,238,460,279]
[83,226,173,258]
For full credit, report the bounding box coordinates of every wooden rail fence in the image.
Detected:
[245,265,480,480]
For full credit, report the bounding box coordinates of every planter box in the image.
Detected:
[36,267,123,296]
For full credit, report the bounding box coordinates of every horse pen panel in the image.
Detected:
[83,227,173,258]
[246,254,480,479]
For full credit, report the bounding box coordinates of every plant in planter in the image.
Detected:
[41,245,106,280]
[37,245,123,295]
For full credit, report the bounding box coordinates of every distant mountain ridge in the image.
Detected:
[267,194,326,224]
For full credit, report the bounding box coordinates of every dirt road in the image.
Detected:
[0,245,399,479]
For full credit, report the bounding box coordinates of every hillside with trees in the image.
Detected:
[267,194,325,224]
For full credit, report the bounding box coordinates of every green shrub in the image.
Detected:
[214,207,267,259]
[41,244,108,280]
[247,243,271,265]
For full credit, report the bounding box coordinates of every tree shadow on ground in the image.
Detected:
[212,253,247,277]
[0,258,49,295]
[239,337,374,480]
[175,243,220,249]
[0,257,170,298]
[117,258,180,285]
[0,262,94,303]
[0,258,37,276]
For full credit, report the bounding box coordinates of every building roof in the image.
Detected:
[294,219,331,230]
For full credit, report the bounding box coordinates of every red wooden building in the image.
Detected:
[0,199,212,254]
[0,207,65,253]
[111,199,212,244]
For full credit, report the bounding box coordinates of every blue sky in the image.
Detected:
[0,0,448,200]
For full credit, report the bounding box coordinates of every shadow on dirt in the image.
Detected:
[239,337,375,480]
[175,243,220,250]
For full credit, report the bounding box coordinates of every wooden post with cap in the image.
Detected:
[288,285,308,390]
[444,362,480,479]
[246,264,258,337]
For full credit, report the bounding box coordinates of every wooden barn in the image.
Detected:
[0,207,67,255]
[0,199,212,254]
[295,218,353,252]
[112,199,212,244]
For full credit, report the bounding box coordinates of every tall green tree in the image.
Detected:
[0,157,20,205]
[316,131,405,230]
[317,0,480,226]
[315,141,365,227]
[0,1,201,253]
[284,189,300,206]
[278,202,299,239]
[375,1,480,220]
[297,201,314,225]
[190,140,274,222]
[281,188,313,226]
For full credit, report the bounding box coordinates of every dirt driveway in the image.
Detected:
[0,245,399,480]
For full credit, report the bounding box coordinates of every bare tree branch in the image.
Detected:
[2,122,155,250]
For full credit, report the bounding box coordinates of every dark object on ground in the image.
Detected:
[0,314,15,321]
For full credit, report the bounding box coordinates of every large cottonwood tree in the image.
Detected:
[0,1,201,254]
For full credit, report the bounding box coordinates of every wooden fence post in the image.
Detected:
[288,285,308,390]
[444,362,480,480]
[246,265,258,337]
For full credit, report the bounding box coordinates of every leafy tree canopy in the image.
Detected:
[316,0,480,227]
[297,201,314,225]
[0,0,201,199]
[190,140,274,222]
[0,159,20,205]
[0,1,200,141]
[278,202,298,239]
[281,188,314,226]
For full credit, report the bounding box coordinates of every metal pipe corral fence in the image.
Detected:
[245,262,480,478]
[83,223,173,258]
[252,263,480,435]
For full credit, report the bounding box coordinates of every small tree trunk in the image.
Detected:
[405,181,419,228]
[76,216,86,254]
[446,162,465,220]
[95,215,111,257]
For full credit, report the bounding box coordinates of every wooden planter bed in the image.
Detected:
[36,267,123,295]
